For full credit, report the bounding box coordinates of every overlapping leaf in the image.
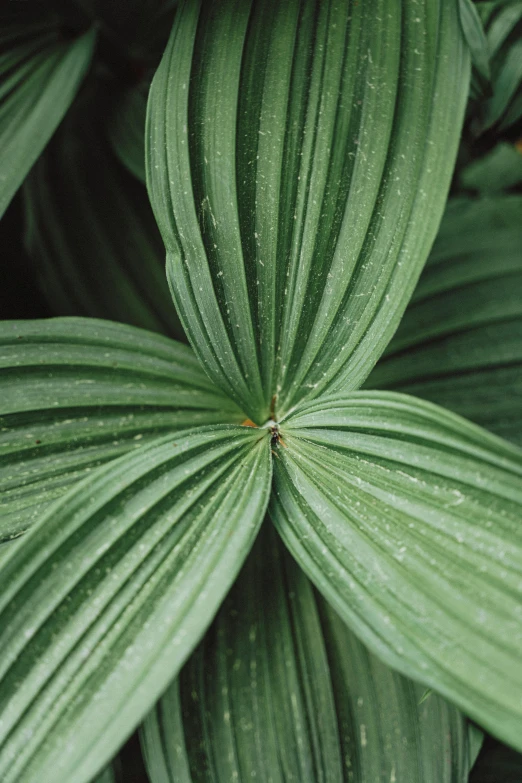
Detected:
[23,92,181,337]
[271,392,522,750]
[141,526,476,783]
[368,196,522,444]
[0,20,95,218]
[0,318,241,543]
[475,0,522,131]
[147,0,470,423]
[0,423,271,783]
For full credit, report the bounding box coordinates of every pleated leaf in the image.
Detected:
[0,423,271,783]
[476,1,522,132]
[23,92,182,338]
[147,0,470,423]
[368,196,522,444]
[141,526,476,782]
[0,21,95,218]
[271,392,522,750]
[0,318,241,543]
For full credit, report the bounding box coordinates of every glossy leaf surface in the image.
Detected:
[0,22,95,217]
[368,197,522,444]
[142,527,475,783]
[0,318,241,543]
[147,0,470,423]
[0,424,271,783]
[271,392,522,749]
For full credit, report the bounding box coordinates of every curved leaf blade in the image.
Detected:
[23,91,182,338]
[0,23,95,217]
[141,526,475,782]
[147,0,470,423]
[0,318,241,543]
[271,392,522,750]
[0,424,271,783]
[368,196,522,444]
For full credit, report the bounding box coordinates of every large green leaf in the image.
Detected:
[368,196,522,444]
[0,21,95,218]
[147,0,470,423]
[23,89,182,338]
[0,318,241,543]
[141,526,476,783]
[270,392,522,750]
[0,423,271,783]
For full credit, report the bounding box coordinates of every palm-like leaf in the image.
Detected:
[147,0,470,422]
[141,526,477,782]
[0,318,240,544]
[271,392,522,749]
[0,424,271,783]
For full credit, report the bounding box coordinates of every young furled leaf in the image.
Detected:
[0,318,241,544]
[141,527,477,783]
[271,392,522,750]
[0,20,95,218]
[147,0,470,423]
[0,425,271,783]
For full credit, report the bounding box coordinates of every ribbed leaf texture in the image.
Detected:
[271,392,522,750]
[141,527,477,783]
[368,196,522,444]
[0,318,241,544]
[147,0,470,423]
[23,93,182,338]
[0,20,95,217]
[0,424,271,783]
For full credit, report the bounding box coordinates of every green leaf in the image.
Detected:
[367,196,522,445]
[0,423,271,783]
[23,89,182,338]
[147,0,470,423]
[108,78,148,183]
[141,526,476,782]
[460,143,522,192]
[459,0,491,82]
[0,318,241,543]
[0,22,95,218]
[91,764,117,783]
[270,391,522,750]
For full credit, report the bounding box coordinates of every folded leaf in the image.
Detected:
[368,196,522,444]
[271,392,522,750]
[23,90,182,337]
[0,423,271,783]
[141,526,475,783]
[0,21,95,217]
[147,0,470,423]
[0,318,241,542]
